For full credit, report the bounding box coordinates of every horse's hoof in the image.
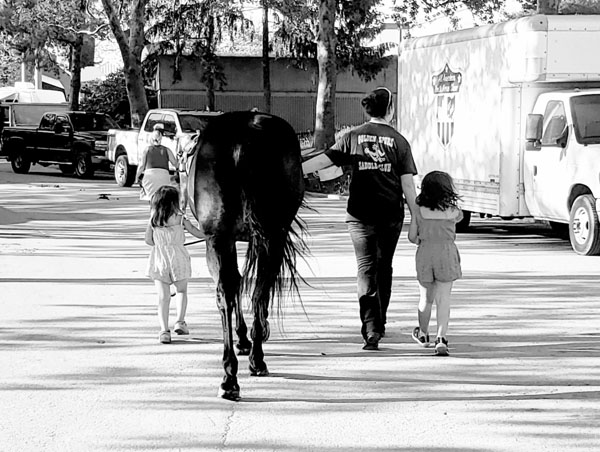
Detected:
[218,386,241,401]
[249,365,269,377]
[236,343,251,356]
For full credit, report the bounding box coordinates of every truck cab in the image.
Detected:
[107,109,220,187]
[1,111,118,178]
[525,90,600,254]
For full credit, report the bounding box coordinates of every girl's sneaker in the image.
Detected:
[159,330,171,344]
[411,327,430,347]
[434,337,449,356]
[174,321,189,335]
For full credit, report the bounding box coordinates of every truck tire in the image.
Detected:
[114,154,136,187]
[569,195,600,255]
[75,152,95,179]
[10,150,31,174]
[456,210,471,233]
[59,164,75,175]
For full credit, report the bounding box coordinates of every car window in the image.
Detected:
[70,113,119,131]
[39,114,56,131]
[162,115,177,135]
[145,113,163,132]
[541,101,567,146]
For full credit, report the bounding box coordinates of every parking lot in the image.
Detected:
[1,162,599,452]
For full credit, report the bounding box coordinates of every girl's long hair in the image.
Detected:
[416,170,461,211]
[150,185,181,227]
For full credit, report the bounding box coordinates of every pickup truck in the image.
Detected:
[106,108,220,187]
[0,111,119,178]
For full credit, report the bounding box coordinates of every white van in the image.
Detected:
[399,14,600,255]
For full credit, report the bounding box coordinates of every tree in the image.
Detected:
[315,0,337,151]
[265,0,392,150]
[0,0,62,88]
[0,31,23,85]
[0,0,107,109]
[80,70,129,124]
[146,0,252,111]
[100,0,148,127]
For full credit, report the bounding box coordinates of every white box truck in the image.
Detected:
[399,14,600,255]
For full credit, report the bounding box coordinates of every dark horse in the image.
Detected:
[184,111,306,401]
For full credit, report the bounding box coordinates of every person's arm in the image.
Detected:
[408,216,419,244]
[136,147,149,183]
[166,146,178,169]
[401,174,418,217]
[302,153,335,176]
[454,208,464,224]
[144,221,154,246]
[183,217,205,240]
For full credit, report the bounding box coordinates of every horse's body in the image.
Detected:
[185,111,305,400]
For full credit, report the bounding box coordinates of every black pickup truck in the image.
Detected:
[0,111,119,178]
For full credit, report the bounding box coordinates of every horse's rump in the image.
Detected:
[189,111,306,303]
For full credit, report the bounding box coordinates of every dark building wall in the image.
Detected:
[157,55,397,132]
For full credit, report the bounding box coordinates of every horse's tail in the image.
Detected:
[237,113,308,322]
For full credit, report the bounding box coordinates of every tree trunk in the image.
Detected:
[206,16,216,111]
[314,0,337,151]
[537,0,561,14]
[101,0,149,127]
[70,35,83,111]
[262,0,271,113]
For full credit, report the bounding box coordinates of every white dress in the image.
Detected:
[146,215,192,283]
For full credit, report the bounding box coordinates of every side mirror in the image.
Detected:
[526,114,543,142]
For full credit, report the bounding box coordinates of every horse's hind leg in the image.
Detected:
[206,238,243,400]
[248,241,284,377]
[235,298,252,356]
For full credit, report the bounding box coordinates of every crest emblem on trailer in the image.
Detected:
[432,64,462,148]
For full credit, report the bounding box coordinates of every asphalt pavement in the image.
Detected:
[0,162,599,452]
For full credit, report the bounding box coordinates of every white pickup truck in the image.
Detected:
[106,108,220,186]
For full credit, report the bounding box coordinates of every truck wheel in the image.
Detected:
[75,152,95,179]
[10,150,31,174]
[456,210,471,233]
[114,154,135,187]
[59,164,75,175]
[569,195,600,255]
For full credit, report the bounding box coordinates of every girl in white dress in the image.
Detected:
[145,186,204,343]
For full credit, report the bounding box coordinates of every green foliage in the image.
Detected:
[270,0,393,81]
[392,0,504,31]
[0,31,23,85]
[79,71,129,124]
[560,0,600,13]
[146,0,252,91]
[79,70,157,125]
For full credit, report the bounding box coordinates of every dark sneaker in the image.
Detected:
[159,330,171,344]
[412,327,430,348]
[434,337,449,356]
[174,321,189,335]
[362,332,381,351]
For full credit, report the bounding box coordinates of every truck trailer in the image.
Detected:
[399,14,600,255]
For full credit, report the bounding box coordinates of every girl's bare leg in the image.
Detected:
[155,280,171,331]
[434,281,453,338]
[173,279,189,323]
[418,281,435,334]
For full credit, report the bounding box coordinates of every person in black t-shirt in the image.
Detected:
[303,87,418,351]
